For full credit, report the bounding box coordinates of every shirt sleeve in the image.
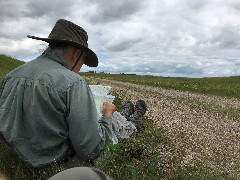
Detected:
[65,79,113,161]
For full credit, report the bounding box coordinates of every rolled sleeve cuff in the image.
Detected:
[99,115,113,126]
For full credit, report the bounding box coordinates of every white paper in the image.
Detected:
[89,85,115,118]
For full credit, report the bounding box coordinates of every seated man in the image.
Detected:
[0,19,115,169]
[0,18,147,172]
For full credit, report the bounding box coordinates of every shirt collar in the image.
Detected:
[42,49,69,69]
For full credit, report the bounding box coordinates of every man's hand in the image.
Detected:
[102,102,116,117]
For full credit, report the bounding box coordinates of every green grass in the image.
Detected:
[81,72,240,99]
[0,139,65,179]
[0,54,24,81]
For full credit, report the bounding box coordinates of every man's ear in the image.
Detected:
[73,49,82,60]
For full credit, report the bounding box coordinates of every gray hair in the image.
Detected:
[47,43,78,57]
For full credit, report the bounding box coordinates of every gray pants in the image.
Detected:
[48,167,112,180]
[111,111,137,144]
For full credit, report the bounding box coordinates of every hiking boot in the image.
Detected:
[120,100,134,120]
[135,100,147,115]
[129,100,147,131]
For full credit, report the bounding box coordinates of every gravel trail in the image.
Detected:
[88,77,240,177]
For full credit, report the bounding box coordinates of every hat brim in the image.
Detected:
[27,35,98,67]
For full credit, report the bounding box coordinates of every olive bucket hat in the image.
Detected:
[27,19,98,67]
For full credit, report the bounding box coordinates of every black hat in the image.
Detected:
[27,19,98,67]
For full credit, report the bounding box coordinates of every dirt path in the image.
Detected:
[87,77,240,177]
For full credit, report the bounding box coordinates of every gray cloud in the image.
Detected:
[23,0,74,19]
[107,37,143,52]
[192,25,240,56]
[0,0,68,22]
[0,0,64,40]
[185,0,207,10]
[228,0,240,10]
[211,26,240,49]
[86,0,144,23]
[0,1,26,21]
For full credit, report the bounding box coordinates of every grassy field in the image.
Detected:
[0,56,238,179]
[81,72,240,99]
[0,54,25,82]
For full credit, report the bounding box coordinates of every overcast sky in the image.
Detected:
[0,0,240,77]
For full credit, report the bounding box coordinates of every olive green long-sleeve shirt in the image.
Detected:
[0,50,113,167]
